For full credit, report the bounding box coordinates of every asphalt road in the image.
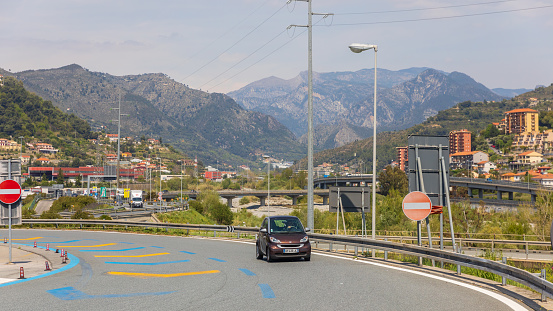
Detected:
[0,229,528,311]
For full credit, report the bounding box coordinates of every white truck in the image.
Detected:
[130,190,144,209]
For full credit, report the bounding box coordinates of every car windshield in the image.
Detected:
[132,198,141,201]
[270,218,304,233]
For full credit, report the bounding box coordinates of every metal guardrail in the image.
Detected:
[19,219,553,299]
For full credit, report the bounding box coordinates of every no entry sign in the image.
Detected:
[402,191,432,221]
[0,179,22,204]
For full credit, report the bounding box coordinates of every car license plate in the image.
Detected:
[283,249,299,253]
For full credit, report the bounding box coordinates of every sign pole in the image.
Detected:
[8,159,12,264]
[8,203,11,264]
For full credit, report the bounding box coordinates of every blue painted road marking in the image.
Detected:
[47,287,176,300]
[79,247,145,252]
[180,251,196,254]
[150,246,164,249]
[208,258,226,262]
[0,243,80,288]
[104,260,190,265]
[239,268,256,276]
[258,284,276,298]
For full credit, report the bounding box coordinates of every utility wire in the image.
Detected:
[335,0,521,15]
[183,0,271,63]
[209,18,325,91]
[201,29,288,90]
[324,5,553,26]
[182,2,287,82]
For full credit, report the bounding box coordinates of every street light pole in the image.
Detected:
[263,155,271,214]
[349,43,378,248]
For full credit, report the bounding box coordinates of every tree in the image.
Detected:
[56,169,64,184]
[378,165,408,196]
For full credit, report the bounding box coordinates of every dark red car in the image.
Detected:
[256,215,311,262]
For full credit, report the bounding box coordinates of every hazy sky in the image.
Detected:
[1,0,552,93]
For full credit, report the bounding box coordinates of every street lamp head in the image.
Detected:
[349,43,377,53]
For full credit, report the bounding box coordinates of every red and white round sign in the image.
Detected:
[0,179,22,204]
[402,191,432,221]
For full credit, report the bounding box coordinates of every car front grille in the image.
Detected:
[278,244,302,248]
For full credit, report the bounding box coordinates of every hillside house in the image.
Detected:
[106,134,118,142]
[515,151,543,164]
[449,151,489,169]
[477,161,497,174]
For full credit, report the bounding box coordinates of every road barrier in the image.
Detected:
[21,219,553,299]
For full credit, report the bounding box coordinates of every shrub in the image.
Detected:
[72,208,93,219]
[189,200,204,214]
[210,202,233,225]
[98,214,112,220]
[239,196,250,205]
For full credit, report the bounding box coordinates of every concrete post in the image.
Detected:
[225,197,234,208]
[259,197,266,206]
[497,190,502,200]
[478,189,483,199]
[531,194,537,203]
[468,188,473,198]
[291,195,298,206]
[322,196,328,205]
[508,192,514,200]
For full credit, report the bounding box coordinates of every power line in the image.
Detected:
[201,29,288,90]
[183,0,272,63]
[182,2,288,83]
[209,17,327,91]
[208,27,307,91]
[323,5,553,26]
[334,0,521,15]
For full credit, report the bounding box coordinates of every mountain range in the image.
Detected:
[0,65,304,166]
[229,68,508,149]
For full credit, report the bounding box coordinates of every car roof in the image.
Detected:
[266,215,299,219]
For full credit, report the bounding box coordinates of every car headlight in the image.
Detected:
[300,236,309,243]
[269,237,281,243]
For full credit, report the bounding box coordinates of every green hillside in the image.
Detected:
[0,77,98,162]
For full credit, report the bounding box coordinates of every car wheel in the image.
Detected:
[304,254,311,261]
[256,243,263,260]
[266,246,273,262]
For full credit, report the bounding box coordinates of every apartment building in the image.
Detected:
[396,146,408,172]
[449,129,471,154]
[504,108,539,134]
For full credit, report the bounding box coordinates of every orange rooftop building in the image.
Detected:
[504,108,538,134]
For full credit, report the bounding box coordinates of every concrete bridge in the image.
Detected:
[163,189,330,208]
[160,176,550,208]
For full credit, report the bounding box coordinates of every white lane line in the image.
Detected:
[316,252,528,311]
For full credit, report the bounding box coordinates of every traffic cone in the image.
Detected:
[3,238,6,244]
[62,255,66,264]
[55,248,59,253]
[46,244,50,251]
[34,241,37,248]
[60,249,64,257]
[64,253,68,262]
[19,267,25,279]
[45,261,51,271]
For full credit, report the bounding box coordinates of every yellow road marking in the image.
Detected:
[12,237,44,241]
[59,243,117,248]
[107,270,220,278]
[94,252,170,258]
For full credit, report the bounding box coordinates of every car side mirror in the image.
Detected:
[260,228,267,233]
[305,228,311,232]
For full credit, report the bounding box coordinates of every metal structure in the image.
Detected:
[408,135,452,256]
[288,0,333,231]
[349,42,378,249]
